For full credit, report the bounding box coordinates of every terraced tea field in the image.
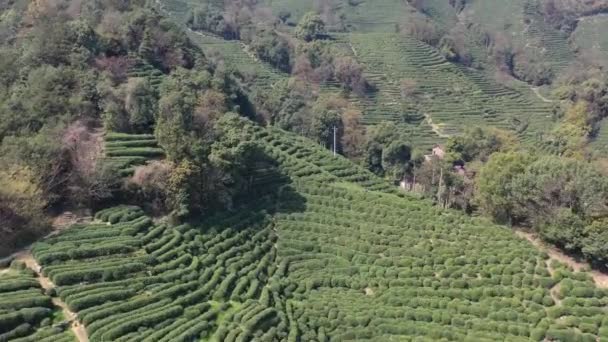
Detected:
[29,121,608,341]
[0,267,75,341]
[264,0,413,32]
[348,33,554,141]
[573,14,608,61]
[521,1,575,73]
[464,0,575,74]
[188,32,288,94]
[590,118,608,157]
[102,132,165,177]
[126,56,165,90]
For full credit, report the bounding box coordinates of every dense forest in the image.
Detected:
[2,0,608,340]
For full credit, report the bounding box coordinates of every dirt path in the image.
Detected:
[531,87,554,103]
[515,230,608,288]
[424,113,450,138]
[11,250,89,342]
[1,212,91,342]
[348,41,358,58]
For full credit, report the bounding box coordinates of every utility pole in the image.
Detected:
[333,126,337,157]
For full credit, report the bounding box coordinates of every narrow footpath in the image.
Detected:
[531,87,554,103]
[11,249,89,342]
[0,211,91,342]
[515,230,608,288]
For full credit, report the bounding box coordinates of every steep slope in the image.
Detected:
[463,0,575,73]
[347,32,554,139]
[30,121,608,341]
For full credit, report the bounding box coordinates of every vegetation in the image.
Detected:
[0,264,74,341]
[4,0,608,340]
[28,122,608,341]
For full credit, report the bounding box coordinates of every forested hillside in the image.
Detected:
[2,0,608,341]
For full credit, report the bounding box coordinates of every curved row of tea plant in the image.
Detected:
[102,133,165,177]
[0,266,74,342]
[31,124,608,340]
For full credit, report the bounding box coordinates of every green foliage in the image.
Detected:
[295,12,326,42]
[445,127,518,163]
[187,5,239,39]
[364,122,419,179]
[0,270,69,341]
[475,151,534,224]
[540,208,586,251]
[381,141,412,181]
[24,122,608,341]
[251,28,292,73]
[476,150,608,263]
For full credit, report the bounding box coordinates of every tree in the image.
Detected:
[188,6,239,40]
[404,17,440,46]
[130,160,173,214]
[334,56,367,95]
[209,113,266,209]
[475,151,533,224]
[540,208,586,252]
[166,159,201,219]
[125,78,157,132]
[61,120,119,207]
[98,76,130,132]
[295,12,326,42]
[0,165,51,255]
[382,141,412,181]
[341,109,366,159]
[138,28,154,63]
[581,219,608,264]
[445,127,518,163]
[512,53,554,86]
[489,32,516,76]
[155,89,196,161]
[255,78,312,129]
[251,28,292,73]
[310,109,341,148]
[438,28,473,66]
[294,40,335,83]
[549,101,592,157]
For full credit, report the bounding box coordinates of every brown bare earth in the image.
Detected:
[515,230,608,288]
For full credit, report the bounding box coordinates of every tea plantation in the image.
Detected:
[102,132,165,177]
[31,123,608,341]
[572,15,608,61]
[0,267,74,341]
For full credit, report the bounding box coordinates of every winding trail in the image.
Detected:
[12,249,89,342]
[515,230,608,288]
[531,87,554,103]
[0,212,91,342]
[424,113,450,138]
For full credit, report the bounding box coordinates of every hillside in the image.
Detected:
[14,120,608,341]
[4,0,608,341]
[572,14,608,62]
[155,0,582,153]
